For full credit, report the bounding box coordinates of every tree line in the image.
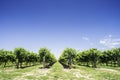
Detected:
[59,48,120,68]
[0,47,120,69]
[0,48,57,69]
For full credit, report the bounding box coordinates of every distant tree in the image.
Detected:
[59,48,76,69]
[14,48,26,69]
[8,51,16,64]
[0,49,15,68]
[88,48,100,68]
[39,48,56,68]
[39,48,47,68]
[0,49,8,67]
[99,50,110,66]
[112,48,120,66]
[116,48,120,67]
[76,50,90,66]
[29,52,39,66]
[24,51,31,66]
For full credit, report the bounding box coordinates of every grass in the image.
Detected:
[0,65,40,80]
[39,62,77,80]
[0,62,120,80]
[74,65,120,80]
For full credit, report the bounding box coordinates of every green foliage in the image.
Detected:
[39,48,57,68]
[76,48,120,68]
[24,51,39,66]
[0,47,120,80]
[0,47,56,69]
[99,48,120,67]
[59,48,77,68]
[111,48,120,66]
[14,48,40,68]
[76,50,90,66]
[39,48,50,62]
[14,47,26,68]
[0,49,15,67]
[88,48,100,68]
[76,48,100,68]
[0,47,120,69]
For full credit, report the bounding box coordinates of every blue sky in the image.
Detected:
[0,0,120,58]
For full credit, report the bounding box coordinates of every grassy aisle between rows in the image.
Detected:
[39,62,76,80]
[40,62,120,80]
[40,62,91,80]
[0,62,120,80]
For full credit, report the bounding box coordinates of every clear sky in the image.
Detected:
[0,0,120,58]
